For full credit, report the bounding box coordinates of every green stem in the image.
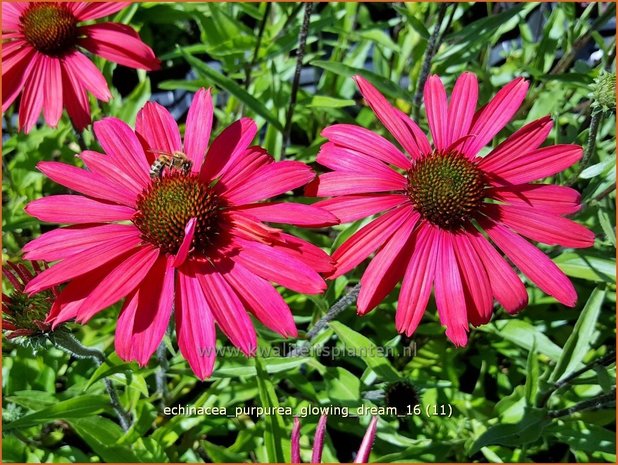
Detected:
[569,108,603,185]
[50,331,132,431]
[244,2,272,90]
[548,388,616,419]
[155,340,170,410]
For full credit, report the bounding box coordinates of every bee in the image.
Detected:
[149,150,193,179]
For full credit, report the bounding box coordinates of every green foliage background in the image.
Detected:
[2,2,616,463]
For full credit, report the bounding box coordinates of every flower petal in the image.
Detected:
[184,88,213,172]
[173,218,197,268]
[490,184,582,215]
[135,101,182,157]
[79,150,143,197]
[25,195,134,224]
[354,416,378,464]
[311,415,328,464]
[61,61,91,131]
[217,145,272,191]
[18,53,45,133]
[233,202,338,228]
[447,72,478,149]
[78,23,160,70]
[424,75,449,150]
[2,44,37,112]
[313,194,408,224]
[272,232,334,274]
[307,172,406,197]
[71,2,130,21]
[42,57,63,127]
[62,51,111,101]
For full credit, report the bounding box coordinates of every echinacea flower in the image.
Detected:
[3,260,56,339]
[310,73,595,346]
[22,88,337,379]
[2,2,160,133]
[291,415,378,463]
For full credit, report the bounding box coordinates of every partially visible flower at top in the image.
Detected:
[309,73,595,346]
[2,2,160,133]
[291,415,378,463]
[2,260,56,340]
[592,71,616,112]
[22,88,338,379]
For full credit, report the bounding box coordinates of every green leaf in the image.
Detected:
[67,417,141,463]
[546,422,615,455]
[549,287,605,383]
[180,49,284,131]
[329,321,399,381]
[554,252,616,283]
[480,320,563,361]
[324,367,361,406]
[4,395,110,431]
[308,95,356,108]
[255,357,287,463]
[524,338,540,406]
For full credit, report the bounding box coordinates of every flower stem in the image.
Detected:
[569,108,603,185]
[155,340,170,410]
[547,388,616,419]
[244,2,272,90]
[282,2,314,158]
[288,283,361,357]
[50,331,132,431]
[412,3,449,121]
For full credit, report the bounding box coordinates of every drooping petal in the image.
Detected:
[175,265,217,380]
[311,415,328,464]
[25,195,134,224]
[233,238,326,294]
[466,230,528,314]
[424,75,449,150]
[223,161,315,205]
[223,259,297,337]
[486,204,594,248]
[42,57,63,127]
[321,123,411,169]
[135,101,182,156]
[200,118,258,183]
[354,416,378,464]
[37,161,137,206]
[452,233,493,326]
[183,88,213,171]
[489,184,582,215]
[61,51,111,101]
[313,194,408,224]
[331,206,413,279]
[482,219,577,307]
[486,144,583,186]
[447,72,478,148]
[2,44,36,112]
[272,232,334,275]
[61,59,91,131]
[78,23,160,70]
[462,77,529,157]
[71,2,129,21]
[233,202,338,228]
[433,230,468,346]
[174,218,196,268]
[196,263,257,356]
[18,54,45,133]
[354,75,426,160]
[357,210,419,315]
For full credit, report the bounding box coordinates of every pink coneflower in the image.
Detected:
[2,2,159,133]
[291,415,378,463]
[23,88,337,379]
[3,260,56,339]
[310,73,595,346]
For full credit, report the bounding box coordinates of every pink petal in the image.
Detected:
[37,161,136,206]
[321,124,411,169]
[478,115,553,171]
[272,232,334,275]
[354,416,378,464]
[462,77,529,157]
[311,415,328,464]
[486,144,583,186]
[490,184,582,215]
[395,108,433,158]
[2,2,24,28]
[61,51,111,101]
[78,23,160,71]
[223,259,297,337]
[447,72,478,148]
[42,57,63,127]
[2,44,36,112]
[223,161,315,205]
[486,204,595,248]
[396,224,437,335]
[61,59,91,131]
[135,101,182,157]
[71,2,130,21]
[466,230,528,314]
[225,210,282,244]
[308,172,406,197]
[25,195,134,224]
[196,263,257,356]
[175,265,217,380]
[18,54,45,133]
[23,224,140,261]
[313,194,408,224]
[482,219,577,307]
[291,417,301,463]
[174,218,196,268]
[423,75,449,150]
[434,230,468,346]
[357,210,419,315]
[94,117,151,187]
[234,202,338,228]
[317,142,408,185]
[331,206,413,279]
[217,146,273,191]
[115,255,174,366]
[234,238,326,294]
[199,118,258,183]
[25,234,143,294]
[183,88,213,172]
[452,233,493,326]
[79,150,143,197]
[76,245,159,323]
[354,75,425,161]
